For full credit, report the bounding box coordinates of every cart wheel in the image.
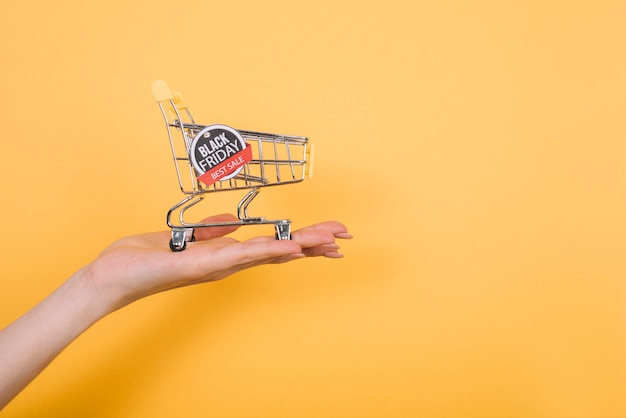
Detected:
[275,232,292,240]
[169,239,186,252]
[169,228,194,252]
[274,222,292,240]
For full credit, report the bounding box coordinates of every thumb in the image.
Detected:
[192,214,242,240]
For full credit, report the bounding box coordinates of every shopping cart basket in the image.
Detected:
[152,80,313,251]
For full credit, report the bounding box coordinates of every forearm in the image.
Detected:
[0,267,116,410]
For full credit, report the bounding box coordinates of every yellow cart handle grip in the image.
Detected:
[152,80,173,102]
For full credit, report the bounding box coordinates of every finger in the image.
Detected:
[241,229,336,247]
[245,236,344,260]
[294,221,353,239]
[301,243,343,258]
[238,221,351,245]
[291,228,337,249]
[242,223,350,258]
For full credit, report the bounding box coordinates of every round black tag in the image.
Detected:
[190,124,250,184]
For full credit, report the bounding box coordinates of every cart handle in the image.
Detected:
[152,80,193,123]
[152,80,188,108]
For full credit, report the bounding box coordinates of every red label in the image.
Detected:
[198,145,253,185]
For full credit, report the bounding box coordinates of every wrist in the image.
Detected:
[65,265,124,324]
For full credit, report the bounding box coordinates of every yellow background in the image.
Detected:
[1,0,625,416]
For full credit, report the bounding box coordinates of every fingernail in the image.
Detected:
[283,253,306,261]
[323,251,344,258]
[334,233,353,239]
[320,243,340,250]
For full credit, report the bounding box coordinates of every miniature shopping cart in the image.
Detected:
[152,80,313,251]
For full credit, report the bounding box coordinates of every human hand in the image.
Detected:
[0,215,350,408]
[83,214,352,312]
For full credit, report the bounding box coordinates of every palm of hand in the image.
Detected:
[83,215,350,308]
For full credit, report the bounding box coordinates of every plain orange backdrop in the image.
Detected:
[1,0,625,416]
